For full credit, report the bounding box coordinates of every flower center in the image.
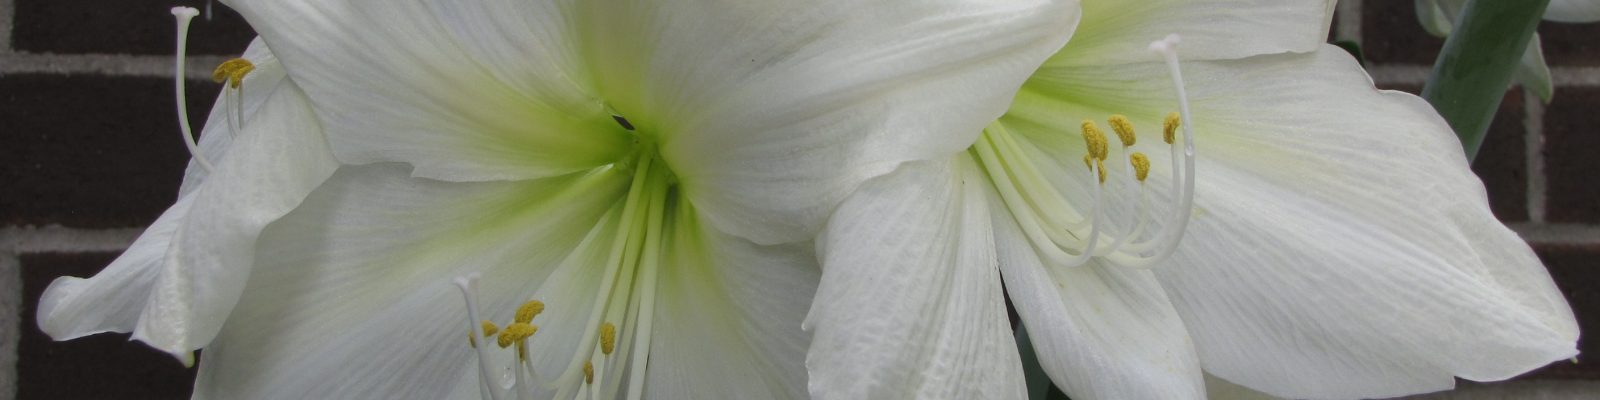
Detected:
[455,139,678,400]
[974,34,1197,270]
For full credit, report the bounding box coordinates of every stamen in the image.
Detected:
[1129,153,1151,182]
[1080,120,1109,160]
[469,320,499,348]
[454,274,511,400]
[169,7,214,173]
[599,323,616,355]
[482,320,500,337]
[584,361,595,384]
[209,58,255,139]
[1163,112,1180,144]
[1102,33,1198,269]
[211,58,255,88]
[1108,115,1137,147]
[498,323,537,348]
[514,300,544,324]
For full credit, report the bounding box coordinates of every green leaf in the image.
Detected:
[1017,323,1053,400]
[1421,0,1549,161]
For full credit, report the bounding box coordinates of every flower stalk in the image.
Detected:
[1422,0,1550,160]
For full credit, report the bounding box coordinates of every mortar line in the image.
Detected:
[0,0,14,54]
[0,226,143,254]
[1524,90,1548,223]
[1367,64,1431,86]
[0,252,19,400]
[0,53,229,79]
[1369,65,1600,88]
[1551,66,1600,86]
[1509,223,1600,246]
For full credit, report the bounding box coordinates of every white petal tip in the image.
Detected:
[170,7,199,18]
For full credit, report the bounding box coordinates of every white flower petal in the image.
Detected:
[132,79,339,362]
[1040,47,1576,398]
[36,40,327,363]
[1048,0,1334,68]
[642,205,819,399]
[36,195,194,340]
[1002,45,1575,399]
[230,0,1079,244]
[640,0,1079,244]
[807,157,1025,400]
[193,163,631,398]
[988,158,1205,400]
[179,37,285,195]
[227,0,630,181]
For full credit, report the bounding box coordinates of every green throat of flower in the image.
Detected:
[974,34,1198,271]
[455,115,684,400]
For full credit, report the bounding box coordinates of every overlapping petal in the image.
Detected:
[226,0,1079,244]
[1156,48,1575,399]
[1007,47,1576,398]
[38,40,338,363]
[193,164,630,398]
[191,162,818,398]
[643,205,819,399]
[991,181,1206,400]
[1046,0,1333,68]
[808,158,1025,399]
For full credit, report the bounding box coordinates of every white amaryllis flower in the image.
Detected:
[1416,0,1600,102]
[807,1,1578,399]
[37,16,339,368]
[38,0,1076,398]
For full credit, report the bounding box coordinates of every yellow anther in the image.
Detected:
[1082,154,1093,170]
[1108,115,1137,147]
[1081,120,1109,160]
[600,323,617,355]
[1094,158,1106,183]
[1163,112,1180,144]
[497,322,537,348]
[584,361,595,384]
[1130,152,1151,182]
[468,320,499,348]
[211,58,255,88]
[514,300,544,324]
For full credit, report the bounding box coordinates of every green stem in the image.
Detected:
[1421,0,1548,161]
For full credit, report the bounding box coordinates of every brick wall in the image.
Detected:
[2,1,1598,399]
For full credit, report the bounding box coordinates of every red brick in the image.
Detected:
[1362,0,1445,66]
[12,0,255,56]
[1544,87,1600,223]
[0,75,219,228]
[1538,21,1600,66]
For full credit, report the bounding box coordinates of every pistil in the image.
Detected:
[169,7,214,173]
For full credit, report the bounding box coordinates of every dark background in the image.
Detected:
[3,0,1598,398]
